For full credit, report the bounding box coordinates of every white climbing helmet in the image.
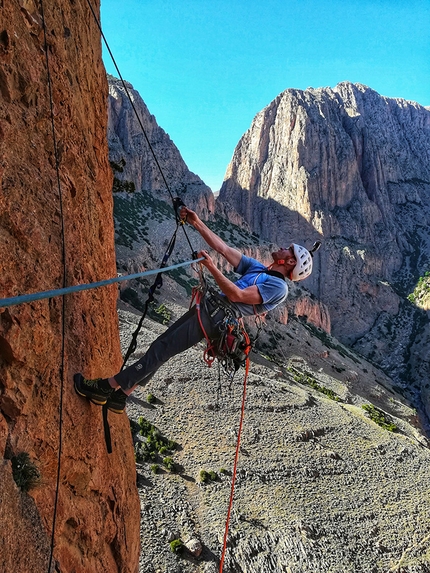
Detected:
[290,241,321,281]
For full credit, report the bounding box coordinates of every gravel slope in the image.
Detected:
[114,302,430,573]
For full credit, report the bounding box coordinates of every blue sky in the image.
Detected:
[101,0,430,192]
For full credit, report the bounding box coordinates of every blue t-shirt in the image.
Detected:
[225,255,288,317]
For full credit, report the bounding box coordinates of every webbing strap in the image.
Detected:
[102,405,112,454]
[0,256,204,309]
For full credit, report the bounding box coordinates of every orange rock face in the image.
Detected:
[0,2,140,572]
[293,296,331,333]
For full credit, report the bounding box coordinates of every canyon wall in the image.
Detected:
[0,2,139,571]
[218,83,430,395]
[219,82,430,342]
[102,78,430,573]
[108,76,214,217]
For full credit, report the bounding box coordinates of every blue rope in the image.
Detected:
[0,257,204,309]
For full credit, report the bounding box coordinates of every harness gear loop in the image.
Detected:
[192,285,252,375]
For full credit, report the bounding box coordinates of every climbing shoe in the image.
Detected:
[106,389,128,414]
[74,373,113,406]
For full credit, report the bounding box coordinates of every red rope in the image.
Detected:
[191,284,251,569]
[219,352,250,572]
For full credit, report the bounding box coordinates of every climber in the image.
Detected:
[74,206,319,413]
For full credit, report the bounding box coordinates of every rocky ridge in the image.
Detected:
[108,75,214,217]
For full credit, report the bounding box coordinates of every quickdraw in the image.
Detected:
[216,317,252,374]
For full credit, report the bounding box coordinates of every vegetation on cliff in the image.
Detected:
[408,271,430,309]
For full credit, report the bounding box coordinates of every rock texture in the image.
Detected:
[218,82,430,410]
[0,2,139,572]
[293,296,331,332]
[108,76,214,217]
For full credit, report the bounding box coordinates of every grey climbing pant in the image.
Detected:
[114,298,225,392]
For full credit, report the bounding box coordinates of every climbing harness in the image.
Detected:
[191,282,253,376]
[189,261,289,380]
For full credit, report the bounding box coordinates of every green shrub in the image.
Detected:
[200,469,218,483]
[151,464,159,474]
[135,417,180,468]
[150,303,171,325]
[408,270,430,308]
[147,393,155,404]
[110,158,126,173]
[293,370,341,401]
[112,177,135,194]
[138,416,154,434]
[11,452,40,492]
[134,444,143,462]
[170,538,183,554]
[163,457,175,471]
[362,404,398,432]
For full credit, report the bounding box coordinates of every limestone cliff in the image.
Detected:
[108,76,214,217]
[218,83,430,404]
[0,2,139,572]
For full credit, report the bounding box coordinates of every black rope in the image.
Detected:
[39,1,67,571]
[84,0,196,256]
[121,223,180,370]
